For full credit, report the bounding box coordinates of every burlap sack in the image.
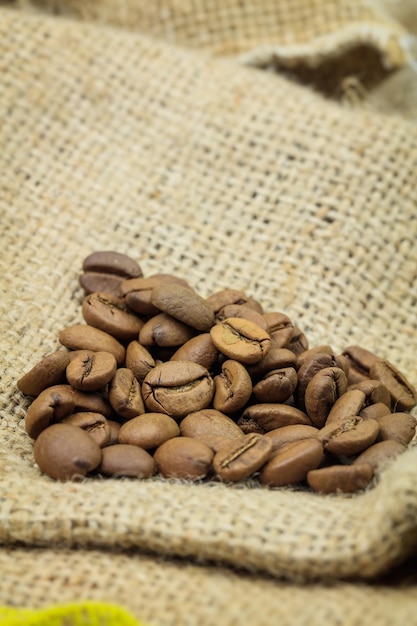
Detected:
[1,1,417,623]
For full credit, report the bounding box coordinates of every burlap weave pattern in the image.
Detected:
[1,1,417,623]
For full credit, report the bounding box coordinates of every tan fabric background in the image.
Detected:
[1,1,417,624]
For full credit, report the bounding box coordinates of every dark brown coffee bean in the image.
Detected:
[59,325,125,366]
[206,289,263,315]
[213,360,252,413]
[139,313,196,347]
[82,292,144,342]
[353,440,407,471]
[170,333,219,370]
[151,283,215,332]
[307,463,374,493]
[108,367,145,420]
[25,385,75,439]
[17,351,70,396]
[252,367,297,404]
[296,353,341,409]
[318,417,379,457]
[120,275,189,316]
[216,304,269,331]
[326,389,366,424]
[262,312,294,348]
[142,361,214,419]
[304,367,348,428]
[213,433,272,482]
[296,345,334,369]
[125,341,156,385]
[61,411,111,447]
[369,359,417,412]
[342,345,380,383]
[375,412,416,446]
[34,423,102,481]
[105,420,121,446]
[79,272,126,297]
[348,379,391,409]
[359,402,391,420]
[210,317,271,364]
[286,327,308,355]
[82,251,142,279]
[119,413,180,449]
[265,424,319,455]
[154,437,214,481]
[97,444,155,478]
[259,438,324,487]
[66,350,117,392]
[180,409,244,451]
[246,347,297,381]
[238,404,311,433]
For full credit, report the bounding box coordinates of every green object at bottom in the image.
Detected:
[0,602,143,626]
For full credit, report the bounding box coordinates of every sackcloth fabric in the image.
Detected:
[1,1,417,624]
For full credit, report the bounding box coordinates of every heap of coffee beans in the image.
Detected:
[17,251,417,493]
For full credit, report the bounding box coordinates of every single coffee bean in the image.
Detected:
[180,409,244,451]
[210,317,271,364]
[307,463,374,494]
[264,424,319,455]
[318,417,379,457]
[59,325,125,366]
[342,345,380,383]
[304,367,348,428]
[108,367,145,420]
[25,385,75,439]
[212,360,252,413]
[119,413,180,449]
[238,404,311,433]
[105,420,121,446]
[82,292,144,342]
[61,411,111,447]
[375,412,416,446]
[142,361,214,419]
[170,333,219,370]
[151,283,215,332]
[262,312,294,348]
[348,379,391,409]
[120,275,189,316]
[286,327,309,355]
[325,389,366,424]
[296,352,341,409]
[125,341,156,384]
[71,387,113,418]
[34,423,102,481]
[154,437,214,481]
[296,345,334,369]
[353,440,407,471]
[66,350,117,392]
[259,438,324,487]
[215,304,269,331]
[82,251,142,279]
[252,367,297,404]
[206,289,263,315]
[17,350,70,396]
[359,402,391,420]
[213,433,273,482]
[97,444,155,478]
[246,347,297,381]
[139,313,196,348]
[369,359,417,412]
[79,272,126,297]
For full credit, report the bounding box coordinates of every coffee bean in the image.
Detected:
[252,367,297,404]
[215,304,269,331]
[210,317,271,365]
[286,327,309,355]
[238,404,311,433]
[375,412,416,446]
[66,350,117,392]
[369,359,417,412]
[125,341,156,385]
[318,417,379,457]
[264,424,319,455]
[82,292,144,342]
[180,409,244,452]
[259,438,324,487]
[262,312,294,348]
[71,387,113,418]
[59,325,126,366]
[97,444,155,478]
[307,463,374,493]
[325,389,366,424]
[213,433,272,482]
[151,283,215,332]
[108,367,145,420]
[105,420,121,446]
[246,347,297,381]
[17,351,70,396]
[154,437,214,481]
[348,379,391,409]
[120,275,189,316]
[82,251,142,279]
[79,272,126,297]
[359,402,391,420]
[353,440,407,471]
[139,313,196,348]
[61,411,111,448]
[170,333,219,370]
[25,385,75,439]
[119,413,180,449]
[296,345,335,369]
[342,345,380,384]
[296,352,340,409]
[304,367,348,428]
[34,423,102,481]
[212,359,252,413]
[206,289,263,315]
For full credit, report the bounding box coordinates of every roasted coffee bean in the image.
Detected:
[59,325,125,366]
[80,251,142,296]
[265,424,319,455]
[170,333,219,370]
[259,438,324,487]
[142,361,214,419]
[325,389,366,424]
[262,312,294,348]
[206,289,263,315]
[17,350,70,396]
[296,345,334,369]
[295,352,341,409]
[125,341,156,384]
[139,313,196,348]
[307,463,374,493]
[82,292,144,342]
[79,272,126,297]
[375,412,416,446]
[105,420,121,446]
[210,317,271,364]
[304,367,348,428]
[342,345,380,384]
[61,411,111,447]
[318,417,379,457]
[154,437,214,481]
[213,433,273,482]
[151,283,215,332]
[34,423,102,481]
[369,359,417,412]
[212,360,252,413]
[119,413,180,449]
[348,379,391,409]
[238,404,311,433]
[215,304,269,331]
[180,409,244,452]
[120,275,189,316]
[286,327,308,355]
[359,402,391,420]
[353,440,407,471]
[252,367,297,404]
[97,444,155,478]
[71,388,113,418]
[108,367,145,420]
[66,350,117,392]
[246,347,297,381]
[25,385,75,439]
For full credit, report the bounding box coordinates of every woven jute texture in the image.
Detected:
[1,1,417,623]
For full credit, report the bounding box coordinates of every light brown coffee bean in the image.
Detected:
[17,350,70,396]
[259,438,324,487]
[139,313,196,347]
[79,272,126,297]
[262,312,294,348]
[66,350,117,392]
[119,413,180,449]
[359,402,391,420]
[213,360,252,413]
[369,359,417,412]
[296,345,335,369]
[348,379,391,409]
[265,424,319,455]
[375,412,416,446]
[83,250,142,278]
[342,345,380,383]
[34,423,102,481]
[252,367,297,404]
[154,437,214,481]
[296,352,341,409]
[170,333,219,370]
[180,409,244,451]
[108,367,145,420]
[142,361,214,419]
[61,412,111,448]
[304,367,348,428]
[125,341,156,385]
[25,385,75,439]
[206,289,263,315]
[326,389,366,424]
[246,347,297,381]
[213,433,273,482]
[59,325,125,366]
[105,420,121,446]
[238,404,311,433]
[82,292,144,342]
[307,463,374,493]
[210,317,271,365]
[353,440,407,471]
[71,388,113,418]
[318,417,379,457]
[151,283,215,332]
[97,444,155,478]
[215,304,269,331]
